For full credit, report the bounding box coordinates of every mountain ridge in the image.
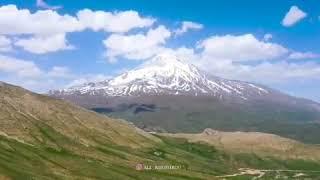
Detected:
[48,54,320,144]
[50,54,275,101]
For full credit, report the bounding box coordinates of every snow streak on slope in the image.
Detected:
[51,54,269,99]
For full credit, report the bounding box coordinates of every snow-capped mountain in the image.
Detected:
[49,54,320,142]
[51,54,269,100]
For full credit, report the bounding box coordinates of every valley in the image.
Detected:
[2,82,320,179]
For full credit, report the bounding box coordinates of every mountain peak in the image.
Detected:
[146,53,186,64]
[51,54,270,99]
[109,53,200,87]
[139,53,194,72]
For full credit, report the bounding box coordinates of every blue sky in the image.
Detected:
[0,0,320,102]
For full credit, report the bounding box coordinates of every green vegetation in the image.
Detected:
[1,133,320,179]
[1,82,320,179]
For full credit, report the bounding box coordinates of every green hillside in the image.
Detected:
[1,82,320,179]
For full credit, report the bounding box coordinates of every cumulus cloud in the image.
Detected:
[0,54,114,92]
[154,33,320,84]
[100,29,319,85]
[66,74,112,88]
[263,33,272,41]
[193,53,320,84]
[0,5,80,54]
[0,5,82,36]
[212,61,320,83]
[197,34,289,62]
[0,4,319,93]
[0,5,155,35]
[288,52,320,60]
[15,34,74,54]
[77,9,155,33]
[0,55,73,80]
[0,36,12,52]
[36,0,62,10]
[174,21,203,36]
[282,6,307,27]
[152,47,200,64]
[103,25,171,62]
[103,29,320,84]
[0,5,155,54]
[0,55,43,78]
[0,54,83,92]
[48,66,73,78]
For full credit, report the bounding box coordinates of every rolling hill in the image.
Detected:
[2,81,320,179]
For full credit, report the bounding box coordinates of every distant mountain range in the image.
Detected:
[50,54,320,143]
[2,81,320,179]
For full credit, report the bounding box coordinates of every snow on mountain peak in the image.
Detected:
[51,53,269,99]
[142,53,186,67]
[138,53,196,74]
[109,53,200,86]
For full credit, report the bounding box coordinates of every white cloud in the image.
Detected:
[174,21,203,36]
[0,55,83,92]
[282,6,307,27]
[48,66,73,78]
[77,9,155,33]
[103,25,171,62]
[0,5,155,54]
[67,74,112,87]
[195,55,320,84]
[1,77,58,93]
[0,5,80,54]
[263,33,272,41]
[103,30,320,84]
[0,4,319,94]
[0,54,113,92]
[0,5,155,35]
[0,36,12,52]
[36,0,62,10]
[157,47,199,63]
[15,33,74,54]
[0,55,43,78]
[0,5,82,36]
[156,33,320,84]
[197,34,288,62]
[288,52,320,59]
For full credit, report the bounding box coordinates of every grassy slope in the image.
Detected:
[1,83,320,179]
[162,130,320,160]
[1,132,320,179]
